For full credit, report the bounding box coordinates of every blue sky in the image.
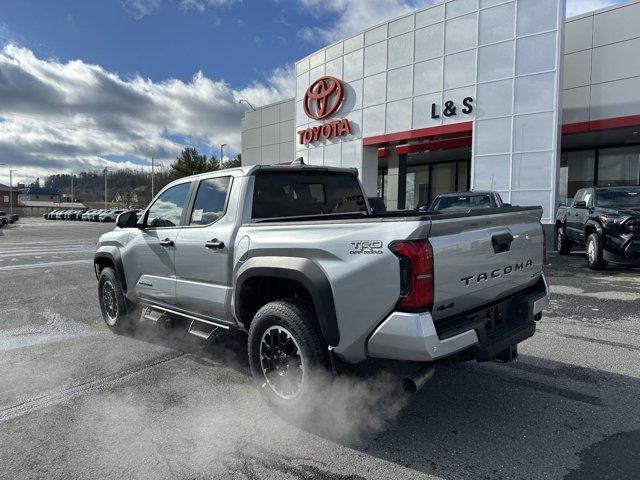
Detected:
[0,0,625,184]
[1,0,318,85]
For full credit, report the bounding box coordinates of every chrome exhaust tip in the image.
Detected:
[402,364,435,394]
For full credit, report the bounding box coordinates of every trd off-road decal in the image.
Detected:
[349,241,384,255]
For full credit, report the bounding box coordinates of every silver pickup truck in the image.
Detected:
[95,164,549,409]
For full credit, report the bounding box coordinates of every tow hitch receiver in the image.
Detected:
[494,344,518,363]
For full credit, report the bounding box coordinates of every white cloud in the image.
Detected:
[296,0,626,44]
[180,0,239,12]
[296,0,438,44]
[566,0,622,17]
[0,44,293,185]
[120,0,162,19]
[120,0,239,18]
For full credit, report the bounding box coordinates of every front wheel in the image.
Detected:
[248,299,329,411]
[98,267,138,332]
[587,233,608,270]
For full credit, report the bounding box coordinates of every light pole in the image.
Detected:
[151,157,155,198]
[70,173,75,204]
[220,144,227,167]
[103,167,108,209]
[0,163,4,207]
[238,98,255,111]
[9,169,18,214]
[0,164,5,209]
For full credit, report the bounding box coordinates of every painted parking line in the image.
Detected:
[0,249,95,258]
[0,259,94,271]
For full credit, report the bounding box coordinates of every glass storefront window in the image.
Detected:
[405,164,429,210]
[559,146,640,205]
[457,161,469,191]
[560,150,595,203]
[432,162,457,199]
[377,169,388,205]
[597,146,640,187]
[404,160,470,210]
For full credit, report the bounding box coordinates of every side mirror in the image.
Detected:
[116,211,139,229]
[574,201,587,208]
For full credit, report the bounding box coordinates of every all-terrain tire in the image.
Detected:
[586,233,608,270]
[98,267,138,333]
[248,298,329,411]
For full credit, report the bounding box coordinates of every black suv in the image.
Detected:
[556,186,640,269]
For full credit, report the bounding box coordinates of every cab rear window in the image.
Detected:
[251,172,367,219]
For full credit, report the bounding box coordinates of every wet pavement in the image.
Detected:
[1,218,639,479]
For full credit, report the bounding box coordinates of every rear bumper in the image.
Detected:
[367,275,549,362]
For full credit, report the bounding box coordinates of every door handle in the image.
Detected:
[159,238,174,247]
[205,239,225,250]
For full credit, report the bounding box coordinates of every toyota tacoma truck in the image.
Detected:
[95,164,549,409]
[556,186,640,270]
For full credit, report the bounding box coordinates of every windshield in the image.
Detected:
[596,188,640,208]
[430,194,492,212]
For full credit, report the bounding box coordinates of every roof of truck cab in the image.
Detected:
[435,191,496,197]
[253,164,358,175]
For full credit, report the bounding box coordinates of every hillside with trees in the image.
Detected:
[44,148,241,207]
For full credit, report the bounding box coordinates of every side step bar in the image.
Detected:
[142,304,230,340]
[188,319,219,340]
[142,307,167,323]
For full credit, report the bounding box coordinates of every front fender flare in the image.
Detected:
[585,220,603,236]
[94,248,127,293]
[234,256,339,346]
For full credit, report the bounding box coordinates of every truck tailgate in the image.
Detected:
[428,207,544,321]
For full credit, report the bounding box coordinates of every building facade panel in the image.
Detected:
[242,0,640,228]
[593,1,640,46]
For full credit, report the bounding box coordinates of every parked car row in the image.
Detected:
[0,211,19,226]
[43,208,130,222]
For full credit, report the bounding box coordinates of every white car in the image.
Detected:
[99,210,125,222]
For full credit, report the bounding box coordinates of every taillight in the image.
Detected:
[540,223,547,266]
[389,240,434,311]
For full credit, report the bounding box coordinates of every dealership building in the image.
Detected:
[241,0,640,232]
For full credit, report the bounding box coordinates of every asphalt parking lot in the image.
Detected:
[1,218,639,480]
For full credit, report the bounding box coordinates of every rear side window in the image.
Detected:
[251,172,367,219]
[189,177,232,225]
[146,182,191,228]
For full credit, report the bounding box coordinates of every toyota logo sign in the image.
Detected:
[298,76,351,145]
[303,76,344,120]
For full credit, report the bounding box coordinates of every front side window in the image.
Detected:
[146,182,191,228]
[583,190,594,207]
[189,177,232,225]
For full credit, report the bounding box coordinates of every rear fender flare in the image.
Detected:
[234,256,339,346]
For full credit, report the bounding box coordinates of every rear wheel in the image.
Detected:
[98,267,138,332]
[248,299,329,411]
[557,227,572,255]
[587,233,608,270]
